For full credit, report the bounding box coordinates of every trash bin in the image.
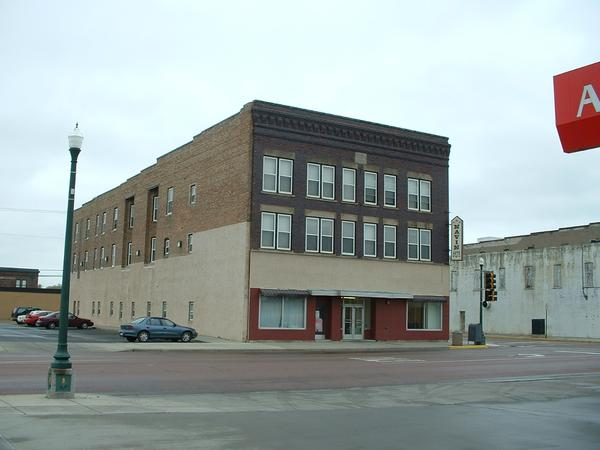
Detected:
[468,323,485,345]
[451,331,463,346]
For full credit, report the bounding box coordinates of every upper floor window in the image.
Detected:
[126,242,132,266]
[450,270,458,291]
[164,238,170,257]
[95,214,100,236]
[74,222,80,242]
[113,207,119,230]
[363,223,377,257]
[85,219,90,239]
[499,267,506,290]
[341,221,355,256]
[16,279,27,288]
[342,168,356,202]
[524,265,535,289]
[384,175,397,207]
[305,217,334,253]
[111,244,117,267]
[262,156,293,194]
[189,184,197,205]
[150,237,157,262]
[408,228,431,261]
[128,204,135,228]
[99,247,105,269]
[166,187,174,215]
[260,212,291,251]
[187,233,193,253]
[152,195,159,222]
[101,211,107,234]
[364,172,377,205]
[584,262,594,288]
[553,264,562,289]
[383,225,397,258]
[408,179,431,212]
[307,163,335,200]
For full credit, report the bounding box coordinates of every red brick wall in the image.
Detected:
[372,299,449,340]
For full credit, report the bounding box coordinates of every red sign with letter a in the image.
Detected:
[554,61,600,153]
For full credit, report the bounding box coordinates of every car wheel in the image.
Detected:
[80,323,89,329]
[48,322,56,329]
[137,331,149,342]
[126,337,136,342]
[181,331,192,342]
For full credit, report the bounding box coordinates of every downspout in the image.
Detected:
[582,245,588,301]
[245,105,255,341]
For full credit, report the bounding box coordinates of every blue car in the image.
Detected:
[119,317,198,343]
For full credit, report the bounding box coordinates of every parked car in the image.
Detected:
[11,306,41,322]
[24,310,53,326]
[36,312,94,329]
[119,317,198,342]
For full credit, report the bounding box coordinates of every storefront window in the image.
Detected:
[259,296,306,329]
[407,301,442,330]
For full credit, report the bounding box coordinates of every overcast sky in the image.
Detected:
[1,0,599,287]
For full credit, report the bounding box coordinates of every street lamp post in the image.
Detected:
[479,256,486,345]
[47,124,83,399]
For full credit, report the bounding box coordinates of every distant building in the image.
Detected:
[450,223,600,339]
[70,101,451,341]
[0,267,39,288]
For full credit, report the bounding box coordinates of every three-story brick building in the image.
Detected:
[70,101,451,341]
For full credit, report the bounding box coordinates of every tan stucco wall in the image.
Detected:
[70,222,250,341]
[0,290,60,319]
[250,251,449,296]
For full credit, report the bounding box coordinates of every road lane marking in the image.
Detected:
[349,357,425,363]
[555,351,600,356]
[515,353,545,358]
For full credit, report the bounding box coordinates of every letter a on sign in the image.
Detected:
[554,61,600,153]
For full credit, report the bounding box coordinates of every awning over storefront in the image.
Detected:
[309,289,413,299]
[260,289,310,297]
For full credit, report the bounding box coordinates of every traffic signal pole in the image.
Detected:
[479,262,485,344]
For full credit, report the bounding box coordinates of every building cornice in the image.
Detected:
[250,101,450,160]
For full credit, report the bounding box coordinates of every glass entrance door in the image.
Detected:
[343,299,364,340]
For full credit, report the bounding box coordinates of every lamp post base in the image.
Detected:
[47,368,75,398]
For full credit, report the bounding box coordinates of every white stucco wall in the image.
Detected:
[450,243,600,339]
[70,222,250,341]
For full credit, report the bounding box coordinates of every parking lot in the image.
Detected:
[0,320,122,344]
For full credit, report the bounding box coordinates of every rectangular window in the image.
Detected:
[383,225,397,258]
[119,302,123,319]
[101,211,107,234]
[150,237,157,262]
[164,238,170,257]
[131,301,135,318]
[100,247,105,269]
[307,163,321,198]
[341,221,355,256]
[553,264,561,289]
[450,270,458,291]
[162,301,167,318]
[498,267,506,290]
[109,301,114,317]
[305,217,319,252]
[364,172,377,205]
[525,266,535,289]
[146,301,151,317]
[363,223,377,257]
[278,159,293,194]
[92,248,97,270]
[342,168,356,202]
[127,242,132,265]
[74,222,80,242]
[276,214,292,251]
[92,301,96,316]
[408,178,419,210]
[259,295,306,329]
[97,301,101,316]
[85,219,90,239]
[408,178,432,212]
[152,196,159,222]
[585,262,594,288]
[84,251,89,271]
[384,175,397,207]
[95,214,100,236]
[166,187,174,215]
[321,165,335,200]
[262,156,293,194]
[260,212,276,249]
[408,228,431,261]
[113,207,119,230]
[129,204,135,228]
[407,301,442,330]
[420,180,431,212]
[189,184,197,205]
[188,301,194,321]
[111,244,117,267]
[320,218,334,253]
[187,234,193,253]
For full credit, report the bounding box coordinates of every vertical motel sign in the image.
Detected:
[451,216,463,261]
[554,61,600,153]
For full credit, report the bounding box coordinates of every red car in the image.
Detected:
[36,312,94,329]
[24,310,53,327]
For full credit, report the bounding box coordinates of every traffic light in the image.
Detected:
[484,271,497,301]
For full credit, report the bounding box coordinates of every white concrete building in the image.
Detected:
[450,223,600,339]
